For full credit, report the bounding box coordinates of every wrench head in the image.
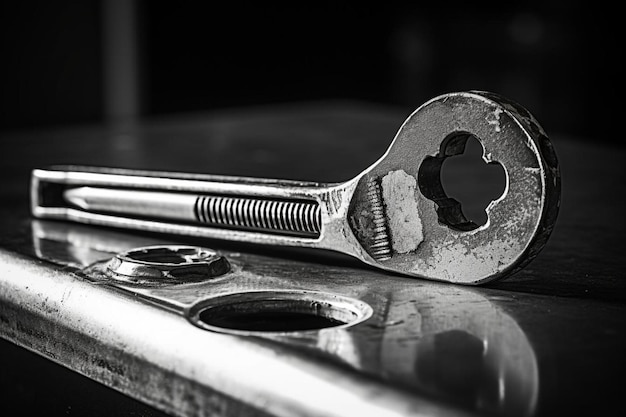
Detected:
[347,91,560,284]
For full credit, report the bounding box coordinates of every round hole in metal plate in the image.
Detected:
[189,290,372,334]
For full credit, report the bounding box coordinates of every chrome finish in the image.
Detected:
[1,220,543,417]
[195,194,320,236]
[2,101,622,417]
[31,91,560,284]
[64,187,322,237]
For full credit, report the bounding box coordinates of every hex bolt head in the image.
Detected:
[105,245,230,286]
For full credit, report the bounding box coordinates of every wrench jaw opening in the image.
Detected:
[417,132,506,233]
[347,91,561,285]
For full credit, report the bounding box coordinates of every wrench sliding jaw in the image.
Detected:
[31,91,560,284]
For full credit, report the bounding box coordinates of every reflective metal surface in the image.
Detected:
[1,102,624,416]
[5,219,540,416]
[30,92,561,284]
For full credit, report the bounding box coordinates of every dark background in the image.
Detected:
[0,1,618,142]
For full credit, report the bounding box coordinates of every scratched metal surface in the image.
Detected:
[1,101,625,416]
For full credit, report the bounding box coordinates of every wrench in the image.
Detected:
[32,91,560,284]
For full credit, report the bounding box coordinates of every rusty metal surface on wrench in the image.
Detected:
[31,91,561,284]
